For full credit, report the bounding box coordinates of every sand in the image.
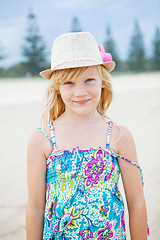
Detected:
[0,72,159,239]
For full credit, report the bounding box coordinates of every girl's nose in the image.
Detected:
[74,83,87,97]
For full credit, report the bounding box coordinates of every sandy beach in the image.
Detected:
[0,72,160,239]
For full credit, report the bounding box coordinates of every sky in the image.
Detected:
[0,0,160,68]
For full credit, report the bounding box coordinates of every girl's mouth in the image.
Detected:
[73,99,90,104]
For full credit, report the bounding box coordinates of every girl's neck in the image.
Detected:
[56,110,105,126]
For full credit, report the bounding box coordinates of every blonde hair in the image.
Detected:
[41,65,113,126]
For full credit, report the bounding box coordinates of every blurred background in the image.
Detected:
[0,0,160,239]
[0,0,160,75]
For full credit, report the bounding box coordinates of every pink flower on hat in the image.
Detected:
[98,44,112,62]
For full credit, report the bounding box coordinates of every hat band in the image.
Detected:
[51,59,103,70]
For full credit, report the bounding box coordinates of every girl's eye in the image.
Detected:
[65,81,73,85]
[86,79,94,83]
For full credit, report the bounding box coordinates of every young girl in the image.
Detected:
[26,32,149,239]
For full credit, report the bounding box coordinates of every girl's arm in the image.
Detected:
[26,130,47,240]
[117,126,148,240]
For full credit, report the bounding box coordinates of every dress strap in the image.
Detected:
[48,122,56,145]
[109,148,148,232]
[37,127,55,147]
[110,149,144,185]
[106,121,113,149]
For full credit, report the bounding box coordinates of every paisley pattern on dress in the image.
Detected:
[37,121,148,239]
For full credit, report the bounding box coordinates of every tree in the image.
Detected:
[0,41,7,61]
[152,26,160,71]
[0,42,7,73]
[71,17,82,32]
[127,20,146,72]
[103,25,120,70]
[22,10,47,76]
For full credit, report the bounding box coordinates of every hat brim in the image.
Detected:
[40,60,115,80]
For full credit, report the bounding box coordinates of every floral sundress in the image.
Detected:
[38,121,148,239]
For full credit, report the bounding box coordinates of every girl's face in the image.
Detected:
[59,66,103,117]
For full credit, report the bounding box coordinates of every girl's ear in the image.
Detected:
[102,81,105,88]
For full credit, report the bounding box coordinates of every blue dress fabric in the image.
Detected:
[38,121,144,240]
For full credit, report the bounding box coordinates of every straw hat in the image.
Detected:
[40,32,115,80]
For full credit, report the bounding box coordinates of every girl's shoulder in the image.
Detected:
[28,125,53,159]
[111,122,135,154]
[28,125,51,144]
[112,123,133,139]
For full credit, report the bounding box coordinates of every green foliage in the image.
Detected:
[1,13,159,77]
[0,41,7,63]
[152,27,160,70]
[71,17,82,32]
[103,25,121,71]
[0,62,26,77]
[0,62,51,78]
[127,20,146,72]
[22,10,47,76]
